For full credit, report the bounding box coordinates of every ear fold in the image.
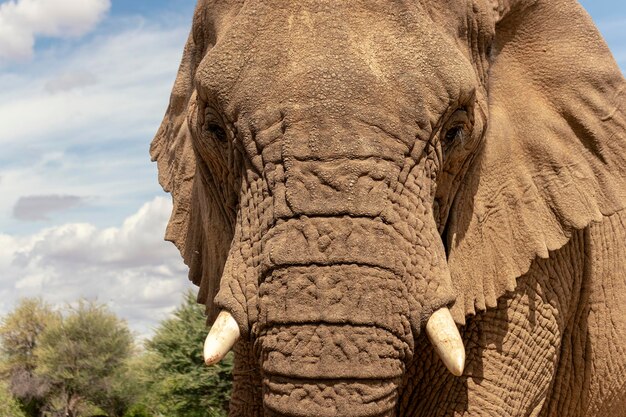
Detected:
[447,0,626,324]
[150,29,231,322]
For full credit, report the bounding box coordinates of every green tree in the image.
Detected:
[140,291,233,417]
[34,300,134,417]
[0,380,26,417]
[0,298,60,416]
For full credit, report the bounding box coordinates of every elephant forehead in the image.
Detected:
[195,0,479,123]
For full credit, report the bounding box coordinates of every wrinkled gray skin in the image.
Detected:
[151,0,626,415]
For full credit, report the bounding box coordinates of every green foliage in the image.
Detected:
[122,403,152,417]
[0,298,59,372]
[141,291,233,417]
[34,300,135,417]
[0,298,59,416]
[0,294,234,417]
[0,380,26,417]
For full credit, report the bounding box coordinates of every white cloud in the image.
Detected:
[0,0,111,61]
[0,2,200,338]
[44,70,98,93]
[13,194,86,221]
[0,20,185,145]
[1,197,193,338]
[0,15,189,234]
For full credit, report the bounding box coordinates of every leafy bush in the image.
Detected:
[0,380,26,417]
[138,291,233,417]
[0,294,234,417]
[122,403,152,417]
[0,298,59,416]
[34,300,134,417]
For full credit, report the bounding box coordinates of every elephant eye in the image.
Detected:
[206,123,228,143]
[445,126,465,143]
[442,109,471,147]
[202,105,229,144]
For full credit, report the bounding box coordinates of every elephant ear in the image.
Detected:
[447,0,626,324]
[150,26,230,322]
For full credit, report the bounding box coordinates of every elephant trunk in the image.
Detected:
[204,213,465,415]
[260,327,403,417]
[250,199,461,415]
[251,214,421,415]
[257,264,411,417]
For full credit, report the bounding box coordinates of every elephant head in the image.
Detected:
[151,0,626,415]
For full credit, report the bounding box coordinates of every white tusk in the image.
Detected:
[425,308,466,377]
[203,310,240,366]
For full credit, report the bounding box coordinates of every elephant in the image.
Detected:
[150,0,626,415]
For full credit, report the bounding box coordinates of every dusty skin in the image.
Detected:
[151,0,626,416]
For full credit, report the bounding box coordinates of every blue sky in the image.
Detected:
[581,0,626,67]
[0,0,197,337]
[0,0,624,337]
